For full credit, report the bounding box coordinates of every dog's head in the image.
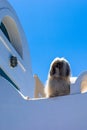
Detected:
[49,57,71,78]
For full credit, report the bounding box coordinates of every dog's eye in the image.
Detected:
[55,63,58,68]
[55,62,63,68]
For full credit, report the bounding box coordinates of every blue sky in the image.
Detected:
[8,0,87,84]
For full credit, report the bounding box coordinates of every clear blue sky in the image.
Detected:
[8,0,87,84]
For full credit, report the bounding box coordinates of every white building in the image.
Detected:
[0,0,87,130]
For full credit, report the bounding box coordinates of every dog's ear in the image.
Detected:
[50,66,55,76]
[66,63,70,76]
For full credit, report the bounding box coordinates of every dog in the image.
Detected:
[45,57,71,98]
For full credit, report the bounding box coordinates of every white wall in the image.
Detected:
[0,0,35,97]
[0,76,87,130]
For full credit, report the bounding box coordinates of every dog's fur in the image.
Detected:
[45,57,71,98]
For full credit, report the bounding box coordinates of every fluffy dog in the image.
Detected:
[45,57,71,98]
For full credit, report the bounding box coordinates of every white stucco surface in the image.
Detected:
[0,0,35,97]
[0,76,87,130]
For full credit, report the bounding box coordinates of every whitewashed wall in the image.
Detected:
[0,76,87,130]
[0,0,35,97]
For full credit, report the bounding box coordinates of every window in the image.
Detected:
[0,68,20,90]
[0,22,11,42]
[0,16,23,59]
